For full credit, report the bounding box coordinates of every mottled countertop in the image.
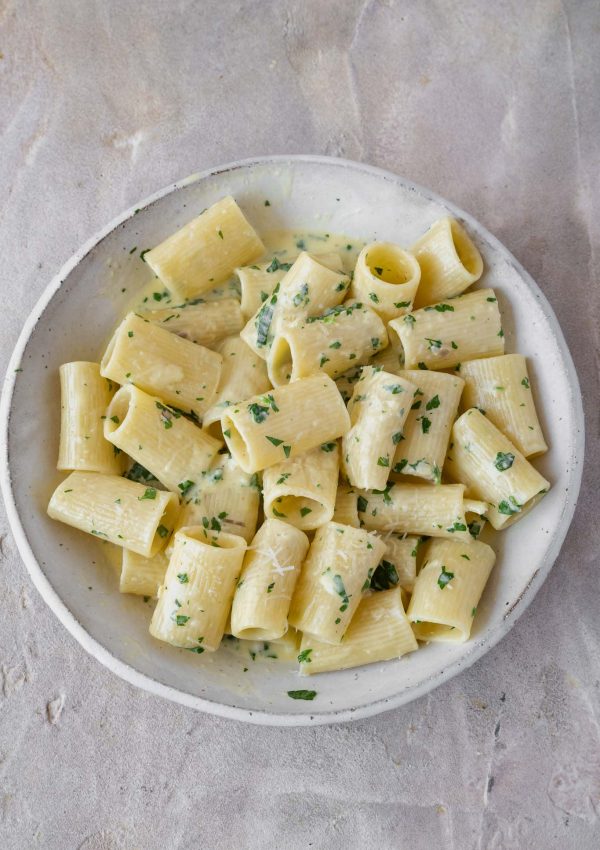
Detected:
[1,1,599,848]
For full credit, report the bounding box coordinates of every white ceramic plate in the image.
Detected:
[0,156,584,725]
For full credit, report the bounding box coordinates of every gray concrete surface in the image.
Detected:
[1,1,599,847]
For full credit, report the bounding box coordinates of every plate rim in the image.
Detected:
[0,154,585,726]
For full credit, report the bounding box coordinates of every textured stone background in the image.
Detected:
[1,1,599,848]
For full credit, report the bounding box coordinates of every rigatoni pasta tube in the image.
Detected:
[288,522,386,644]
[262,443,339,530]
[373,534,419,592]
[460,354,548,457]
[240,252,350,356]
[201,335,271,439]
[144,196,264,301]
[389,289,504,371]
[144,298,243,349]
[412,217,483,307]
[445,408,550,530]
[298,588,417,675]
[350,242,421,322]
[370,344,403,375]
[332,482,359,527]
[268,301,387,386]
[100,312,222,416]
[391,370,464,484]
[408,538,495,642]
[120,549,168,597]
[342,367,416,490]
[236,251,343,319]
[104,385,221,493]
[47,471,179,557]
[174,456,260,544]
[222,374,350,474]
[149,526,246,651]
[230,519,309,640]
[58,362,123,474]
[357,482,471,542]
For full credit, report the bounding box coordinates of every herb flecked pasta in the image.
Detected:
[47,198,551,693]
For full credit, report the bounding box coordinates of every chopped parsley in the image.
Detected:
[357,495,368,513]
[292,282,310,307]
[177,573,189,584]
[297,649,313,663]
[321,442,337,452]
[178,480,195,496]
[494,451,515,471]
[139,487,157,501]
[426,395,441,410]
[521,377,530,389]
[265,435,283,446]
[300,507,312,517]
[370,559,399,591]
[287,690,316,700]
[498,496,521,516]
[437,568,454,589]
[332,574,350,612]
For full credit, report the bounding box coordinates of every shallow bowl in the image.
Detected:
[0,156,584,724]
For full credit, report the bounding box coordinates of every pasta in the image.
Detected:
[143,298,244,349]
[298,588,417,674]
[221,374,350,474]
[388,289,504,371]
[47,471,179,557]
[267,301,387,386]
[46,197,553,681]
[350,242,421,322]
[412,217,483,307]
[460,354,548,457]
[144,196,265,301]
[173,455,260,544]
[331,482,360,527]
[104,384,222,493]
[149,526,246,651]
[373,533,420,592]
[288,522,386,644]
[342,366,416,490]
[58,362,124,474]
[444,408,550,530]
[236,250,343,319]
[100,312,222,416]
[262,443,339,530]
[201,335,271,439]
[408,538,495,642]
[230,519,309,640]
[120,549,168,597]
[391,369,464,484]
[240,252,351,357]
[357,482,472,542]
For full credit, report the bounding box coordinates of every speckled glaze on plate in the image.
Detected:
[0,156,584,725]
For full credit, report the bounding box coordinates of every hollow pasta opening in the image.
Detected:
[267,494,328,531]
[220,415,251,471]
[450,220,483,278]
[148,494,181,557]
[411,620,467,643]
[104,385,134,436]
[100,324,119,373]
[364,243,419,287]
[268,335,294,386]
[234,625,285,642]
